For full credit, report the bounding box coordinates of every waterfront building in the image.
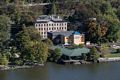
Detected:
[52,46,90,64]
[35,15,67,39]
[48,31,85,45]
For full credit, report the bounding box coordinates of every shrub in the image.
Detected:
[0,55,9,65]
[116,49,120,53]
[14,60,23,65]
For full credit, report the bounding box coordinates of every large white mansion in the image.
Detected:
[35,15,68,39]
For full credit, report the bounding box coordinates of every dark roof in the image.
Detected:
[48,31,74,36]
[35,20,67,23]
[51,20,67,23]
[35,21,48,23]
[48,31,82,36]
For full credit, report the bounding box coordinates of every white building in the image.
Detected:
[35,15,68,39]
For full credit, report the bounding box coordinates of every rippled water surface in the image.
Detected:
[0,62,120,80]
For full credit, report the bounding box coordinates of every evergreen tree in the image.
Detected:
[88,47,99,62]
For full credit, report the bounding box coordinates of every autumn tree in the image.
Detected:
[85,19,98,43]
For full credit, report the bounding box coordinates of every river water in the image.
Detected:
[0,62,120,80]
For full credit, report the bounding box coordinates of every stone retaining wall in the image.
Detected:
[98,57,120,62]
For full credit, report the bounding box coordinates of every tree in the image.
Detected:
[0,54,9,65]
[106,20,120,42]
[43,39,53,47]
[81,53,87,60]
[116,9,120,20]
[85,19,98,43]
[35,42,49,64]
[54,48,61,62]
[48,48,62,62]
[0,15,11,52]
[51,2,57,15]
[100,43,110,58]
[116,49,120,53]
[87,47,99,62]
[16,26,49,64]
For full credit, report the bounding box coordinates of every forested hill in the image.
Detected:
[0,0,120,43]
[0,0,120,65]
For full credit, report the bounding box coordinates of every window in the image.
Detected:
[52,24,54,26]
[61,23,63,26]
[41,24,43,27]
[35,24,37,27]
[60,23,61,26]
[41,28,43,30]
[44,36,46,38]
[44,24,45,26]
[65,27,67,30]
[65,23,67,25]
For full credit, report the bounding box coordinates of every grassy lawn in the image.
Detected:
[104,53,120,58]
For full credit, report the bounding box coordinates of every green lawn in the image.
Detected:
[105,53,120,58]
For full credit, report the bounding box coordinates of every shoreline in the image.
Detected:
[0,64,44,71]
[1,57,120,71]
[98,57,120,62]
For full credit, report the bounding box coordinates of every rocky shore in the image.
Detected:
[0,64,44,71]
[1,57,120,70]
[98,57,120,62]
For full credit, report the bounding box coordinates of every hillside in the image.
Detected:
[0,0,120,42]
